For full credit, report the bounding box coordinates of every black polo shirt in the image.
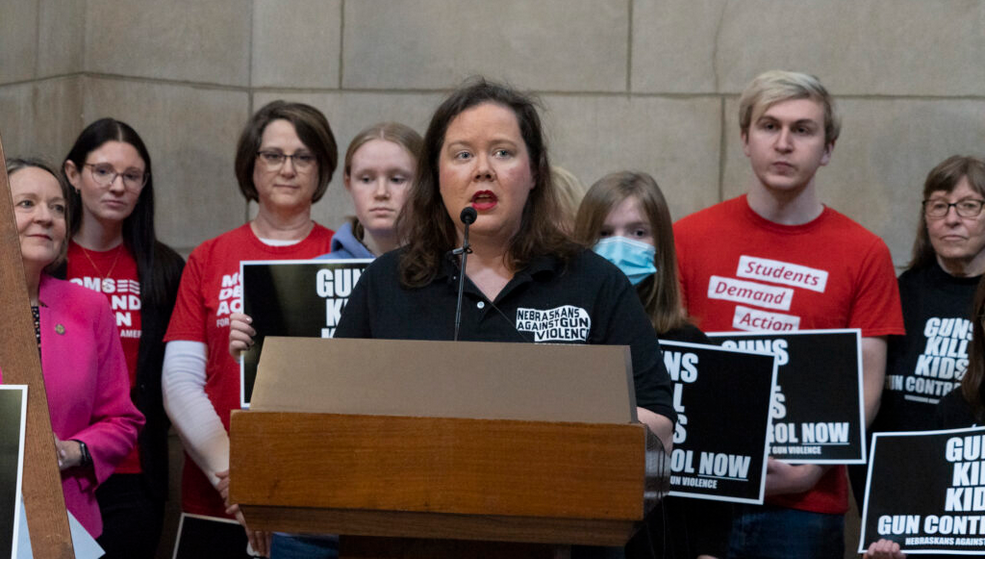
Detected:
[335,247,676,423]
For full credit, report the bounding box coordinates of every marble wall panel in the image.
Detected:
[85,0,251,86]
[0,77,83,163]
[252,0,342,88]
[544,94,722,223]
[37,0,85,78]
[0,0,39,84]
[632,0,724,94]
[342,0,629,92]
[715,0,985,96]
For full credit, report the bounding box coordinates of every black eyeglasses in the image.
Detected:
[922,199,985,219]
[256,151,316,172]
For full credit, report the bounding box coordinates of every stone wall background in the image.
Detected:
[1,0,983,556]
[2,0,983,264]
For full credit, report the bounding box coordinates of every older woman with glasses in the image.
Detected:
[162,101,338,557]
[866,156,985,434]
[858,156,985,560]
[3,157,144,542]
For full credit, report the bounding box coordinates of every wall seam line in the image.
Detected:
[33,1,42,79]
[626,0,633,93]
[338,0,346,90]
[246,0,256,225]
[24,72,985,102]
[718,96,726,203]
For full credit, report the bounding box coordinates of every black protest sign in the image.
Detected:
[860,426,985,556]
[172,513,250,558]
[706,329,865,463]
[0,386,27,559]
[660,341,776,504]
[240,259,372,408]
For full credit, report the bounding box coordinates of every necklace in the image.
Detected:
[78,243,124,279]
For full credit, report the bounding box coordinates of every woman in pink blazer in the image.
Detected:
[4,158,144,538]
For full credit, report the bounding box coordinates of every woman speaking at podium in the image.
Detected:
[334,79,676,448]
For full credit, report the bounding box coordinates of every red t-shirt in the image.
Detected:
[674,195,904,514]
[67,241,143,474]
[164,223,334,517]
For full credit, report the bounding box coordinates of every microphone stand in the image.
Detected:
[453,208,476,341]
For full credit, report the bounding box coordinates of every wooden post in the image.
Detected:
[0,133,74,557]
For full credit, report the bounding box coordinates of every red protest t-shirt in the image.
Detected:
[674,195,904,515]
[164,222,334,518]
[67,240,143,474]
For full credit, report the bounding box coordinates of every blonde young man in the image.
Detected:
[674,70,904,557]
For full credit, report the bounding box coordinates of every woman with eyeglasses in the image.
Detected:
[226,121,422,558]
[860,156,985,559]
[59,119,185,558]
[163,101,337,557]
[3,157,144,543]
[864,156,985,436]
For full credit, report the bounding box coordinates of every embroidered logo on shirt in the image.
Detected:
[515,306,591,342]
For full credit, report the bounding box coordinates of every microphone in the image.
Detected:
[453,207,476,341]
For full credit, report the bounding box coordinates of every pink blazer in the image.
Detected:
[33,274,144,537]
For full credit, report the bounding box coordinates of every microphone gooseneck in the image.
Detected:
[453,207,476,341]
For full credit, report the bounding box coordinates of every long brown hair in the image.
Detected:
[398,78,577,287]
[908,155,985,271]
[573,171,686,334]
[962,276,985,422]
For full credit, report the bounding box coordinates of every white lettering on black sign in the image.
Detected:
[664,350,753,485]
[316,267,362,338]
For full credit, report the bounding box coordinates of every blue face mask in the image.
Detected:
[592,236,657,285]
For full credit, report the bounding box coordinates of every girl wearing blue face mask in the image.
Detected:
[574,171,730,558]
[574,171,702,342]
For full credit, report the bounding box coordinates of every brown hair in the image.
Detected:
[961,276,985,422]
[7,157,71,271]
[397,78,577,287]
[908,155,985,271]
[551,166,588,235]
[343,122,423,244]
[234,100,338,203]
[573,171,686,334]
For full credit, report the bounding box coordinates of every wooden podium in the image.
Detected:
[229,337,669,557]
